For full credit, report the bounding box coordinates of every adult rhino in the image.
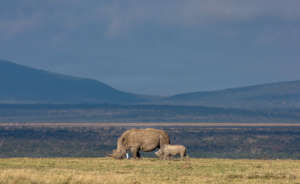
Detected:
[109,128,170,159]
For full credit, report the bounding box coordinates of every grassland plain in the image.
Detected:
[1,123,300,159]
[0,158,299,184]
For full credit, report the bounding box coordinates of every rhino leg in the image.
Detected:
[180,152,185,160]
[137,151,141,158]
[159,154,164,160]
[163,153,171,160]
[130,147,140,159]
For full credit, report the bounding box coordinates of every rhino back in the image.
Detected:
[163,145,186,154]
[145,128,170,145]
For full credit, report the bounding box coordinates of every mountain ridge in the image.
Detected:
[1,59,300,110]
[163,80,300,109]
[0,59,144,104]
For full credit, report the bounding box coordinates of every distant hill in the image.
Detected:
[2,59,300,110]
[0,60,144,104]
[163,81,300,109]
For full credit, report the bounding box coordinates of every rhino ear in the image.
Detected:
[121,137,126,145]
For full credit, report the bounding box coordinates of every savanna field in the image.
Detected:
[0,158,300,184]
[1,123,300,184]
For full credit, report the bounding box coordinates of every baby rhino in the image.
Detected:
[155,144,187,160]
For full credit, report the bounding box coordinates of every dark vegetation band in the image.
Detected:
[0,125,299,159]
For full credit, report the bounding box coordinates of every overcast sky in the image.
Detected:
[1,0,300,95]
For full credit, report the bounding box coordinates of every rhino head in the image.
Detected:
[109,136,128,159]
[110,149,126,159]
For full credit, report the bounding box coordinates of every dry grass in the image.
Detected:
[0,158,299,184]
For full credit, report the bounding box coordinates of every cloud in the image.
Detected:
[1,0,300,38]
[0,14,41,39]
[97,0,300,36]
[0,0,94,38]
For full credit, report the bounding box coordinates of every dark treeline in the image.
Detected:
[0,125,300,159]
[0,104,300,123]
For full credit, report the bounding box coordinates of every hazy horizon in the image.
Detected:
[1,1,300,95]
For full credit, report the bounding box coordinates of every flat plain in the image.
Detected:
[0,158,299,184]
[1,123,300,183]
[1,122,300,158]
